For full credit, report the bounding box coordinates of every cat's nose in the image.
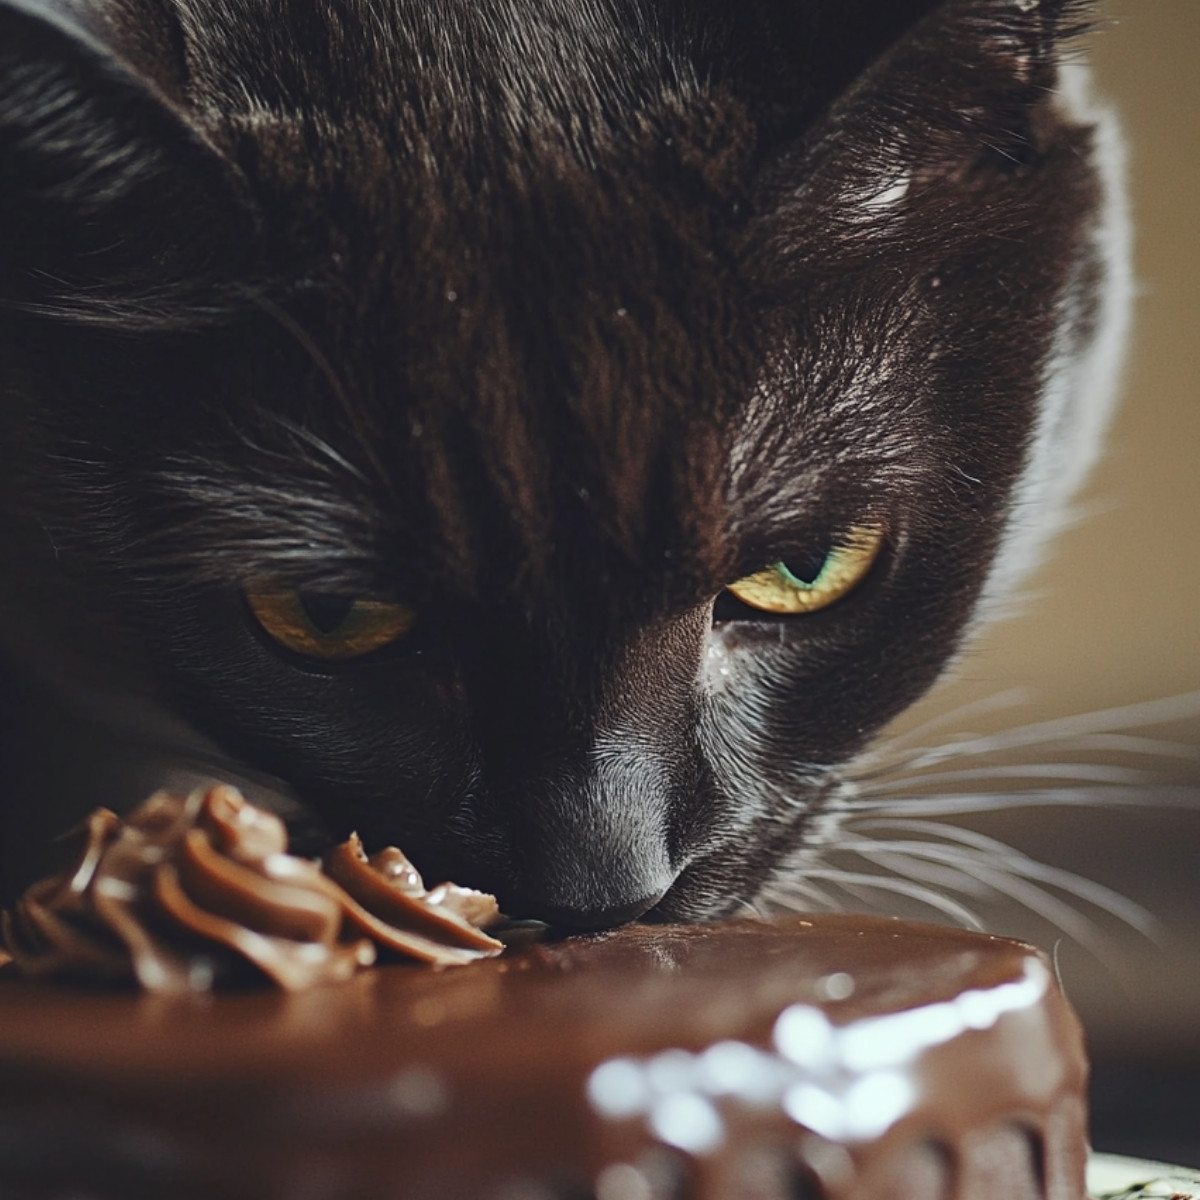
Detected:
[503,841,676,933]
[526,887,670,934]
[493,756,679,933]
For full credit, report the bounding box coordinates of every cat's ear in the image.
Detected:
[753,0,1099,234]
[0,0,255,329]
[841,0,1097,143]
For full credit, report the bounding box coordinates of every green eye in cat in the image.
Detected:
[725,524,886,615]
[245,587,416,660]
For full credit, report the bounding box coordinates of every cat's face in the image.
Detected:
[0,0,1124,927]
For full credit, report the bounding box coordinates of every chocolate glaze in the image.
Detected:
[0,915,1088,1200]
[1,789,502,992]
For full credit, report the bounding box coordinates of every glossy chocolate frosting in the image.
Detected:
[1,787,501,992]
[0,915,1088,1200]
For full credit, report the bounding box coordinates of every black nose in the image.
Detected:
[526,887,670,934]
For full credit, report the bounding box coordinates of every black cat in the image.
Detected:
[0,0,1129,929]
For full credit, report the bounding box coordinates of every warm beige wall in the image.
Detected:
[875,2,1200,1055]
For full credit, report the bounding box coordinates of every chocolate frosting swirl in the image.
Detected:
[2,787,502,993]
[325,835,503,959]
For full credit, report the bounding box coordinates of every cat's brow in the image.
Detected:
[136,456,389,593]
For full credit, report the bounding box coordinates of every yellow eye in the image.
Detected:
[725,524,885,615]
[245,587,416,660]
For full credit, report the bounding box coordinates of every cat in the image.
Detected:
[0,0,1129,931]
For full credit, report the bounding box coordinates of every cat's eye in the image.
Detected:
[724,524,886,616]
[245,586,416,660]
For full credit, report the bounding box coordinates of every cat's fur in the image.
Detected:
[0,0,1128,928]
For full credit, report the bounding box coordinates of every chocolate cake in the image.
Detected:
[0,913,1088,1200]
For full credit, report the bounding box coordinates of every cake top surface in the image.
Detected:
[0,914,1088,1200]
[0,913,1069,1081]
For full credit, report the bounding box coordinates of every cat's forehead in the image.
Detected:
[171,0,715,173]
[94,0,1095,618]
[221,273,925,622]
[163,5,774,603]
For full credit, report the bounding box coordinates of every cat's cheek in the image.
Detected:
[703,636,737,692]
[703,623,803,690]
[648,771,843,924]
[131,592,475,848]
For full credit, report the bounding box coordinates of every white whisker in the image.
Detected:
[786,868,985,927]
[1012,733,1200,761]
[769,692,1199,962]
[759,877,839,912]
[867,688,1031,755]
[857,735,1200,789]
[840,845,1127,964]
[840,784,1200,817]
[840,821,1159,937]
[734,895,768,919]
[828,846,996,899]
[855,761,1163,796]
[867,691,1200,776]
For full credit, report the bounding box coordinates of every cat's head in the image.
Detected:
[0,0,1127,927]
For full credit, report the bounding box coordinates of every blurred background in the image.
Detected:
[868,0,1200,1164]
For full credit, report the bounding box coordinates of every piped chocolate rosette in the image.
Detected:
[1,786,503,993]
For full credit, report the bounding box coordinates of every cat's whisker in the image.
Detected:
[1046,733,1200,761]
[247,293,352,412]
[758,868,835,902]
[838,819,1160,938]
[259,414,372,487]
[858,691,1200,779]
[792,686,1200,963]
[853,761,1166,796]
[246,292,388,484]
[824,844,997,901]
[845,843,1126,965]
[864,688,1032,755]
[757,876,840,914]
[857,732,1200,784]
[840,841,1149,941]
[733,894,768,920]
[840,784,1200,817]
[766,867,985,929]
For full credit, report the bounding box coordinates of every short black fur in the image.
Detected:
[0,0,1117,929]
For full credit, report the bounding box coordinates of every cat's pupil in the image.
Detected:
[783,541,833,587]
[298,593,355,635]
